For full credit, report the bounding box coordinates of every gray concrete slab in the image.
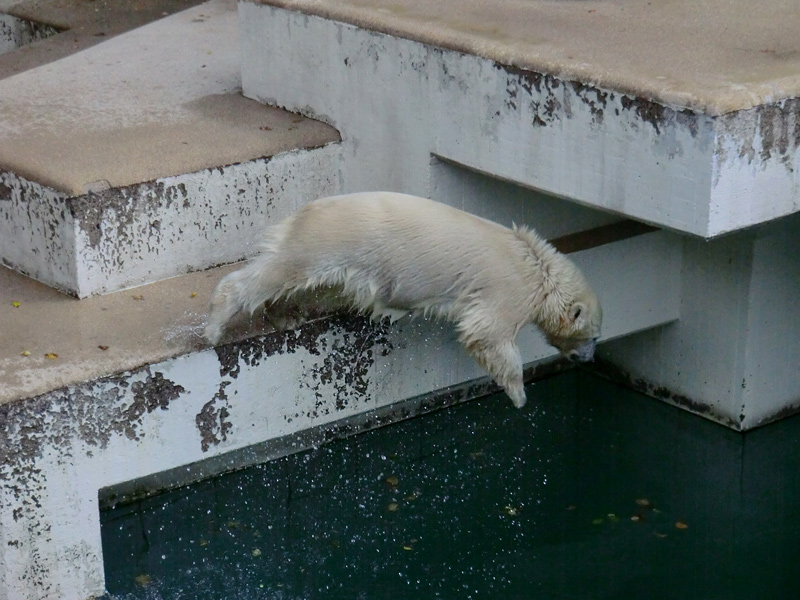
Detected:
[0,263,243,405]
[257,0,800,115]
[0,0,206,79]
[0,0,339,196]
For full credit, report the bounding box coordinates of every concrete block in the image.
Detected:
[240,1,800,238]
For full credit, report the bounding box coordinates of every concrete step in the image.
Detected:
[242,0,800,239]
[0,0,341,297]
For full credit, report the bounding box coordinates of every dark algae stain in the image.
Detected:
[197,381,233,452]
[212,313,393,423]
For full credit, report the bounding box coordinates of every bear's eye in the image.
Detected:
[573,307,581,319]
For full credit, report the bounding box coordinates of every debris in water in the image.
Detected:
[504,505,521,516]
[387,502,399,512]
[20,350,31,357]
[98,345,109,351]
[191,292,197,298]
[675,521,689,530]
[591,518,604,525]
[636,498,651,507]
[44,353,58,359]
[385,475,399,489]
[11,301,20,308]
[252,548,262,557]
[134,574,152,586]
[132,294,144,301]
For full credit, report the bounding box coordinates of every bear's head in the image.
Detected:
[544,286,602,363]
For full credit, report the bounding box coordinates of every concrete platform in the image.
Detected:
[0,0,341,296]
[244,0,800,238]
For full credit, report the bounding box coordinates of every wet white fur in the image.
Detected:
[205,192,602,408]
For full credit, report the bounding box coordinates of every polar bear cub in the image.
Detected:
[205,192,602,408]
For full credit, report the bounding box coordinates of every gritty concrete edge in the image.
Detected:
[99,357,573,509]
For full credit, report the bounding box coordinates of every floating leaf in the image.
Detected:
[566,505,577,511]
[20,350,31,357]
[504,505,521,516]
[636,498,651,507]
[132,294,144,301]
[190,292,197,298]
[630,515,641,522]
[654,532,668,538]
[591,518,604,525]
[44,353,58,360]
[11,301,20,308]
[98,345,109,351]
[387,502,399,512]
[675,521,689,530]
[252,548,262,557]
[384,475,399,488]
[134,574,152,586]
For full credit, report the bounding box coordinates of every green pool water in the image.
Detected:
[100,370,800,599]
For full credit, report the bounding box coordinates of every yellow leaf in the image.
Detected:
[675,521,689,530]
[11,301,20,308]
[44,353,58,360]
[20,350,31,357]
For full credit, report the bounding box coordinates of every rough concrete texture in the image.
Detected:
[257,0,800,116]
[0,0,341,296]
[241,3,799,238]
[0,0,339,195]
[0,0,207,79]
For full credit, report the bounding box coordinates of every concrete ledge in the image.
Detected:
[0,0,342,296]
[241,0,800,237]
[255,0,800,116]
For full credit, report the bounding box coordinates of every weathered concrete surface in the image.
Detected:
[0,0,339,194]
[0,12,58,56]
[0,0,206,79]
[0,227,679,599]
[241,0,800,238]
[598,212,800,431]
[254,0,800,116]
[0,0,342,296]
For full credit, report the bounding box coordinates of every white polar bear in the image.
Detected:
[205,192,602,408]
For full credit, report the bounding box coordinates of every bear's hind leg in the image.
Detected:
[204,254,291,344]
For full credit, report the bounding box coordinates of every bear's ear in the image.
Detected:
[569,302,585,324]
